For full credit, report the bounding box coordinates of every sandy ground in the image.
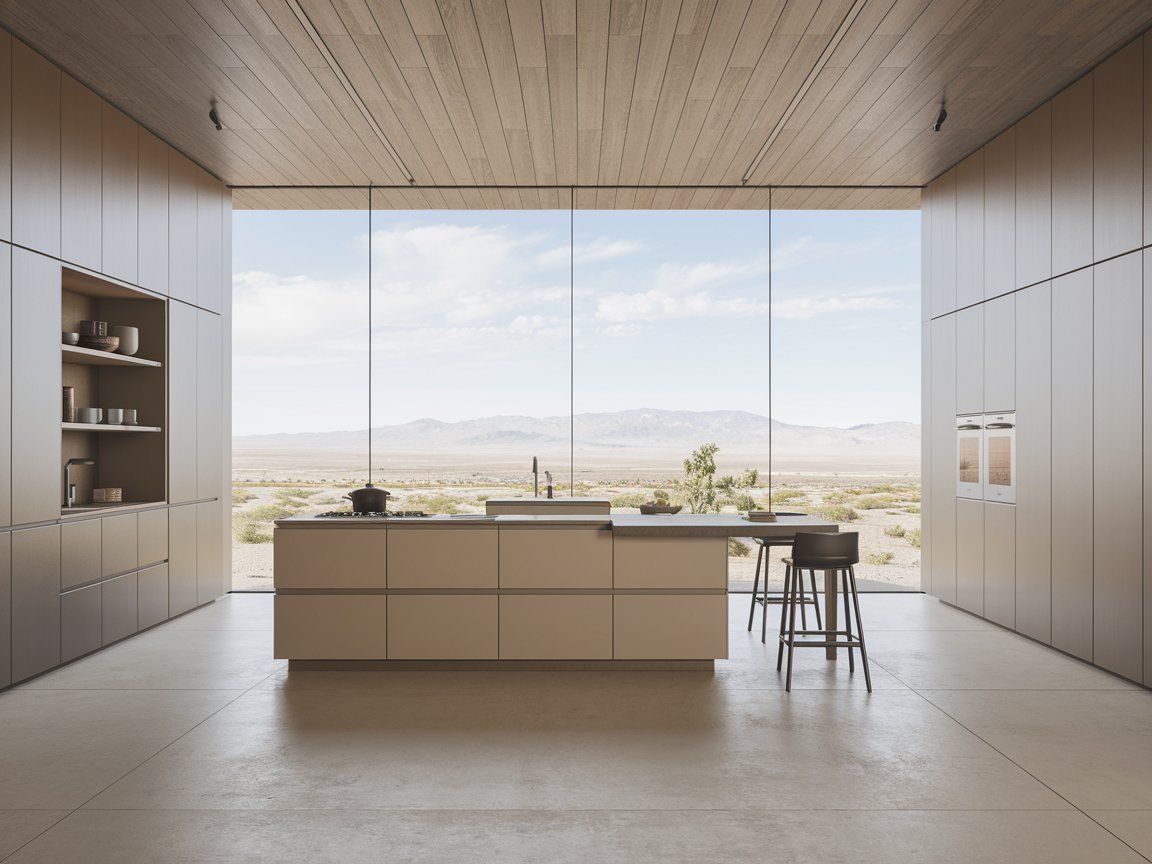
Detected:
[231,458,921,592]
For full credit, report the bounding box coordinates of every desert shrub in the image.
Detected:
[245,503,295,522]
[233,520,272,544]
[865,551,894,565]
[822,490,848,505]
[314,496,343,505]
[728,493,757,512]
[884,524,906,538]
[728,539,751,557]
[771,487,807,504]
[399,493,465,514]
[813,504,859,522]
[231,488,255,507]
[475,494,490,502]
[905,528,922,548]
[274,488,312,503]
[610,491,649,508]
[902,505,921,514]
[854,494,898,510]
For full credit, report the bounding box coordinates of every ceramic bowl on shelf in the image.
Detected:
[75,408,103,424]
[110,325,139,356]
[78,335,120,353]
[62,332,80,345]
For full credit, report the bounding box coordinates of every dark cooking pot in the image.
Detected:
[345,483,390,513]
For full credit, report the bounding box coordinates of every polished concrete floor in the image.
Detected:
[1,593,1150,862]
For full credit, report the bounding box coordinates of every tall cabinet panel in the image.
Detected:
[984,503,1016,628]
[929,315,957,604]
[1015,283,1052,644]
[921,322,932,595]
[101,104,139,284]
[196,170,224,312]
[1145,249,1152,686]
[196,312,223,500]
[12,249,61,526]
[60,75,102,271]
[0,33,12,242]
[929,168,956,317]
[955,151,984,308]
[197,500,223,604]
[983,129,1015,299]
[1052,75,1093,275]
[169,503,197,616]
[1092,252,1143,682]
[1014,103,1051,289]
[983,294,1015,412]
[168,301,198,505]
[138,131,169,294]
[955,305,983,414]
[921,184,932,322]
[0,533,10,687]
[12,40,60,257]
[955,498,984,615]
[169,152,198,305]
[11,525,61,682]
[0,245,10,528]
[1051,270,1094,661]
[1093,41,1143,261]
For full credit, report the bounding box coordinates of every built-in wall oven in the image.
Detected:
[955,412,1016,504]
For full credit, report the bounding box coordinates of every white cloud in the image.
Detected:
[536,237,644,268]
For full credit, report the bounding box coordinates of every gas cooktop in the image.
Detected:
[315,511,429,519]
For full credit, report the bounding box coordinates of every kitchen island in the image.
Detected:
[273,513,837,668]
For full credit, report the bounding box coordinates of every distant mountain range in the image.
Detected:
[234,409,919,457]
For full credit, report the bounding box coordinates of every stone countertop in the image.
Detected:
[484,497,611,504]
[275,512,838,538]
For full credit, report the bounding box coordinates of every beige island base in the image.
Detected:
[273,512,837,669]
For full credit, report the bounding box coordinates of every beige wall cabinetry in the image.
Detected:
[0,534,11,687]
[138,507,168,567]
[983,294,1015,411]
[168,503,197,616]
[12,525,60,681]
[0,34,11,241]
[60,583,100,662]
[929,315,957,604]
[102,513,138,578]
[984,502,1016,629]
[12,249,61,525]
[275,595,389,660]
[1092,252,1143,681]
[137,563,168,630]
[387,527,498,589]
[1052,76,1093,274]
[102,571,138,644]
[274,527,386,589]
[1014,104,1051,289]
[613,595,727,660]
[196,500,223,604]
[1093,41,1143,262]
[196,311,223,499]
[1146,249,1152,686]
[196,169,224,312]
[388,595,498,660]
[168,153,198,304]
[499,595,613,659]
[168,300,197,504]
[1015,283,1052,643]
[101,103,139,284]
[983,128,1015,299]
[955,152,984,308]
[0,245,11,527]
[955,497,984,616]
[60,75,101,271]
[12,40,59,256]
[955,305,983,414]
[62,518,101,590]
[137,130,169,294]
[929,168,956,316]
[499,527,611,588]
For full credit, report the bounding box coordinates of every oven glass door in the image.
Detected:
[956,417,983,499]
[983,413,1016,504]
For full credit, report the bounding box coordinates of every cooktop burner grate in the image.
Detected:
[315,510,429,519]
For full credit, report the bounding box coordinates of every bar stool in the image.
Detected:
[747,514,821,643]
[776,532,871,692]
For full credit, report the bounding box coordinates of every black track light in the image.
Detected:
[932,103,948,133]
[209,105,222,131]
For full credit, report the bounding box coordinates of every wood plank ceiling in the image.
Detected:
[1,0,1150,209]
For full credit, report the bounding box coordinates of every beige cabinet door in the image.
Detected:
[60,74,101,271]
[0,533,11,687]
[613,595,727,660]
[387,527,498,588]
[1092,252,1143,681]
[61,583,101,662]
[0,245,11,527]
[101,104,139,285]
[196,500,224,604]
[1051,270,1094,661]
[928,167,956,316]
[102,571,138,644]
[1093,42,1143,261]
[954,151,984,308]
[196,311,223,500]
[196,170,224,312]
[168,300,198,504]
[12,40,60,256]
[1015,283,1052,644]
[499,527,612,588]
[138,507,169,567]
[275,595,388,660]
[387,595,498,660]
[0,33,11,242]
[168,503,197,616]
[983,294,1015,412]
[101,513,138,577]
[168,152,198,304]
[274,527,387,589]
[955,305,984,415]
[929,315,957,604]
[137,130,169,294]
[12,249,61,526]
[137,562,169,630]
[499,595,612,659]
[1146,249,1152,686]
[1052,75,1093,276]
[955,497,985,616]
[983,129,1016,299]
[613,536,727,589]
[61,517,102,590]
[1014,103,1052,289]
[984,502,1016,629]
[12,525,61,680]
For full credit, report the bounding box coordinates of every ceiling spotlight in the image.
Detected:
[932,103,948,133]
[209,104,223,131]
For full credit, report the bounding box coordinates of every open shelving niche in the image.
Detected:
[61,267,167,514]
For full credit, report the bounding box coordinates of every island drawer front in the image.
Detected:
[387,527,498,589]
[612,537,728,589]
[387,595,497,659]
[499,528,612,589]
[499,595,612,659]
[61,518,102,591]
[274,528,387,589]
[101,513,139,578]
[613,595,728,660]
[274,595,389,659]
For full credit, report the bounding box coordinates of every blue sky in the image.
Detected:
[232,207,920,436]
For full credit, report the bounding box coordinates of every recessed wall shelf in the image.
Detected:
[62,422,162,433]
[62,345,162,368]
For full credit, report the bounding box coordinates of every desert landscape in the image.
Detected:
[232,409,921,592]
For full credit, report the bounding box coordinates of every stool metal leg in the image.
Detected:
[841,568,854,673]
[847,565,872,692]
[747,543,764,631]
[776,563,792,669]
[796,567,808,629]
[761,552,773,644]
[784,564,800,691]
[808,569,823,629]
